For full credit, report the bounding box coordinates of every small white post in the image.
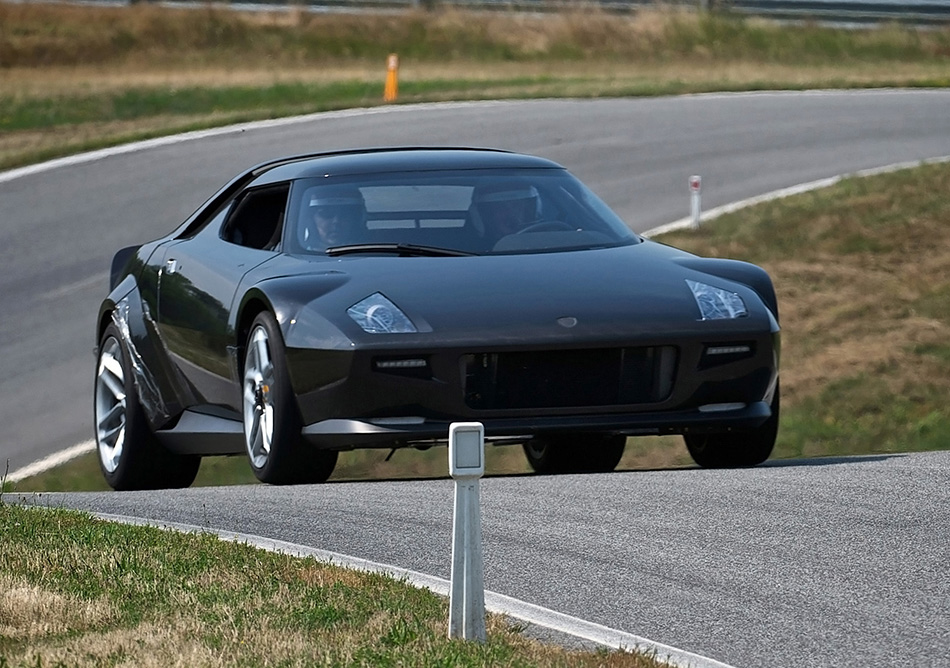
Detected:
[448,422,486,642]
[689,175,702,229]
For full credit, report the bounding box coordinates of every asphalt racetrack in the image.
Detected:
[17,452,950,667]
[3,90,950,667]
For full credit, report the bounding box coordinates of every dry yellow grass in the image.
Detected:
[0,576,114,640]
[770,259,950,405]
[4,58,948,99]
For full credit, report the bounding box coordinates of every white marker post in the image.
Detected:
[689,174,702,228]
[448,422,486,642]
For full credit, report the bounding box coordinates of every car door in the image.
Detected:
[157,182,290,411]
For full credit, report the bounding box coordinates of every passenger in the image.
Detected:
[301,186,366,248]
[472,183,541,239]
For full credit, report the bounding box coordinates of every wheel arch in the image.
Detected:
[97,276,186,430]
[235,293,274,372]
[238,272,353,351]
[97,273,138,344]
[97,304,117,345]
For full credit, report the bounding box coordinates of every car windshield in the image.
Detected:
[286,168,640,256]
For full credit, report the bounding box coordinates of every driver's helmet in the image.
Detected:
[301,186,366,248]
[473,182,540,236]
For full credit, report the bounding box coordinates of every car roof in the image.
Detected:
[249,147,565,186]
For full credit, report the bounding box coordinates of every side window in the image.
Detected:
[222,183,290,251]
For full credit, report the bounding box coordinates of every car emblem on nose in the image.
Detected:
[557,316,578,328]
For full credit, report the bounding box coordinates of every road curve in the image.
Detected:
[16,451,950,667]
[3,89,950,474]
[2,89,950,666]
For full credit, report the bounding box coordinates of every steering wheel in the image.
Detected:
[516,220,575,234]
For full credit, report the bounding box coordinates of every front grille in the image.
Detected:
[463,346,677,410]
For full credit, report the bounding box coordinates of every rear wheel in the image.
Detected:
[523,433,626,474]
[242,312,337,484]
[95,323,201,490]
[684,384,780,468]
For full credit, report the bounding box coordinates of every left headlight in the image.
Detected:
[686,279,748,320]
[347,293,418,334]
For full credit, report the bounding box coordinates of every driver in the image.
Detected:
[300,186,366,248]
[472,183,541,239]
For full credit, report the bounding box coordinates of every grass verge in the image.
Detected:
[2,4,950,169]
[0,501,668,667]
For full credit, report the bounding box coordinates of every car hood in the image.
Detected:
[258,243,773,349]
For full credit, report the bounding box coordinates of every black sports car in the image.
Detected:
[95,147,780,490]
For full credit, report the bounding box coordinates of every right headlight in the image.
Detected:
[686,280,748,321]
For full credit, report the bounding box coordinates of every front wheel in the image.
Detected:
[242,312,337,484]
[684,383,780,468]
[523,433,626,474]
[95,323,201,490]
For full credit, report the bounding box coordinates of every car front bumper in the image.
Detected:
[300,399,773,450]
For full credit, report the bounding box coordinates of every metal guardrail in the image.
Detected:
[725,1,950,25]
[38,0,950,24]
[231,0,950,24]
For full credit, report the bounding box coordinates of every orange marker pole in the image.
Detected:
[384,54,399,102]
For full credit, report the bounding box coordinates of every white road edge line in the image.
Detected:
[6,440,95,483]
[87,512,735,668]
[0,101,510,186]
[2,89,944,186]
[641,155,950,238]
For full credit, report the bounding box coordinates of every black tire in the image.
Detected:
[94,323,201,490]
[242,312,337,484]
[522,433,626,474]
[684,383,780,468]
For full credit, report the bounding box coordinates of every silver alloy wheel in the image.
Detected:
[95,335,127,474]
[243,325,276,469]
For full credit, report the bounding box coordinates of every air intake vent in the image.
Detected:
[463,346,676,410]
